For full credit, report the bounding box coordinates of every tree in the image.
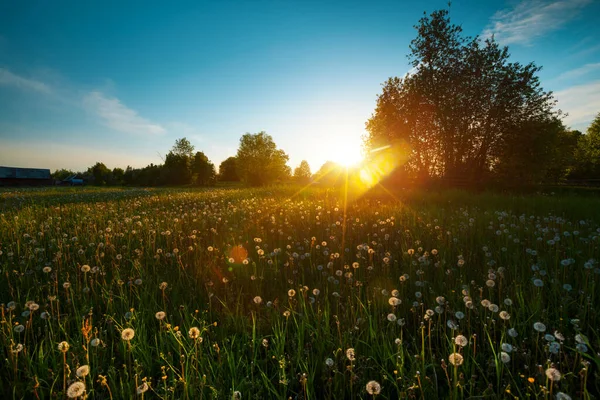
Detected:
[293,160,312,183]
[161,138,194,185]
[218,157,240,181]
[571,113,600,179]
[191,151,216,186]
[366,9,561,185]
[51,169,75,181]
[111,167,125,185]
[171,137,195,158]
[87,162,111,185]
[236,131,290,186]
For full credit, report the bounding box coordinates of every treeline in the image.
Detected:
[52,133,313,187]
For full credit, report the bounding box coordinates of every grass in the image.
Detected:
[1,185,599,399]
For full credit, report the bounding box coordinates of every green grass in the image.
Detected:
[1,185,599,399]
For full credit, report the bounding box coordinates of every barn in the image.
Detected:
[0,166,53,186]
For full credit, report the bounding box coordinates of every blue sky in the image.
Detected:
[1,0,599,173]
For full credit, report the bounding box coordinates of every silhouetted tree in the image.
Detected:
[88,162,111,185]
[192,151,216,186]
[218,157,240,181]
[236,131,290,186]
[366,9,561,185]
[51,169,75,181]
[161,138,194,185]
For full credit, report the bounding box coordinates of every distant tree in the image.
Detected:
[545,129,582,183]
[111,167,125,185]
[366,9,561,185]
[293,160,312,183]
[235,131,290,186]
[571,113,600,179]
[171,137,195,158]
[218,156,240,181]
[192,151,216,186]
[88,162,112,185]
[51,169,75,181]
[161,138,194,185]
[313,161,345,187]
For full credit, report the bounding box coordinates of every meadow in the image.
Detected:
[1,185,599,399]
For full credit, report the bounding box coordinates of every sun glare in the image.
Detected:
[332,139,363,167]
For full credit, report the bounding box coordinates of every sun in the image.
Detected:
[332,139,363,167]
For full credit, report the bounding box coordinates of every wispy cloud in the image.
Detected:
[553,63,600,81]
[0,67,52,93]
[555,80,600,129]
[482,0,592,45]
[83,91,166,135]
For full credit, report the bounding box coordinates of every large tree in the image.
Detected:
[161,138,194,185]
[366,9,562,184]
[236,131,290,186]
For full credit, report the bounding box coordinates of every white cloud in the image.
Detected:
[83,91,166,135]
[555,80,600,128]
[0,67,52,93]
[553,63,600,81]
[482,0,592,45]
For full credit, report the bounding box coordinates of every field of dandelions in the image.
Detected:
[1,186,599,399]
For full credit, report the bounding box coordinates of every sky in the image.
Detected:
[1,0,599,173]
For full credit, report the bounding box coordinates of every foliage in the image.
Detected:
[51,169,76,181]
[293,160,312,183]
[218,156,240,182]
[366,9,561,185]
[235,131,291,186]
[191,151,216,186]
[87,162,112,186]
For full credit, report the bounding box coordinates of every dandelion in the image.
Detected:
[287,289,296,297]
[14,325,25,334]
[346,348,355,361]
[312,288,320,296]
[545,367,561,381]
[81,264,91,273]
[121,328,135,341]
[499,311,510,320]
[501,343,513,353]
[76,365,90,377]
[500,352,510,363]
[455,335,468,347]
[325,358,334,367]
[232,391,242,400]
[533,322,546,332]
[159,282,168,290]
[365,380,381,395]
[388,297,401,306]
[58,341,69,352]
[63,282,71,289]
[91,338,101,347]
[136,382,149,394]
[43,266,52,273]
[253,296,262,304]
[283,310,291,317]
[508,328,518,338]
[387,313,397,322]
[556,392,572,400]
[188,327,201,340]
[155,311,166,320]
[448,352,463,366]
[66,382,86,398]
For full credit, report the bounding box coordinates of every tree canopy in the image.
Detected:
[235,132,290,186]
[366,9,562,184]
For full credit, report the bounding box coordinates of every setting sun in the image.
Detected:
[330,136,364,167]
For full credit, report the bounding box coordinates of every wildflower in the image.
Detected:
[43,266,52,273]
[232,390,242,400]
[121,328,135,341]
[136,382,149,394]
[545,367,561,381]
[556,392,572,400]
[346,348,355,361]
[63,282,71,289]
[159,282,168,290]
[388,297,401,306]
[501,343,513,353]
[253,296,262,304]
[454,335,468,347]
[76,365,90,377]
[81,265,91,273]
[500,352,510,363]
[549,342,560,354]
[189,327,201,339]
[533,322,546,332]
[387,313,397,322]
[499,311,510,320]
[503,298,513,306]
[365,380,381,395]
[288,289,296,297]
[283,310,291,317]
[66,382,86,398]
[155,311,166,320]
[58,341,69,352]
[455,311,465,320]
[448,353,463,366]
[508,328,518,338]
[91,338,101,347]
[533,279,544,287]
[325,358,334,367]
